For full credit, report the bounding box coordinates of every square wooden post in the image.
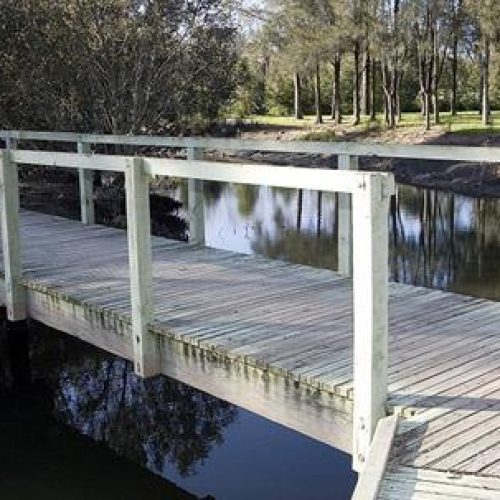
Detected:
[0,151,26,321]
[187,147,205,245]
[338,154,358,275]
[351,174,392,472]
[125,157,159,377]
[77,141,95,225]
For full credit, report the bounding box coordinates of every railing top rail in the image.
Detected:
[2,129,500,163]
[6,149,395,196]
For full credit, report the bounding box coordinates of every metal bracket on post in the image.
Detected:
[351,174,392,472]
[337,154,358,276]
[0,150,26,321]
[77,141,94,225]
[187,147,205,246]
[125,157,159,378]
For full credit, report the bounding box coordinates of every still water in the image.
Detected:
[193,182,500,300]
[2,179,499,500]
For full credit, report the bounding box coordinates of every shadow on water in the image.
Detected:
[0,317,356,500]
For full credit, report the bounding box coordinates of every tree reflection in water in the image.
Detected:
[28,323,237,478]
[202,181,500,302]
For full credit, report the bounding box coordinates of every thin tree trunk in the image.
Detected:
[482,36,491,126]
[333,55,342,124]
[370,58,376,120]
[361,50,370,116]
[384,92,389,125]
[294,72,303,119]
[315,60,323,124]
[478,51,484,115]
[352,41,360,125]
[425,91,431,131]
[433,23,440,125]
[396,90,401,123]
[451,34,458,115]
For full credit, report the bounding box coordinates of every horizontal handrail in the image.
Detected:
[9,149,396,196]
[2,129,500,163]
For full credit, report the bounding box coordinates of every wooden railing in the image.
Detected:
[3,130,497,471]
[2,130,499,275]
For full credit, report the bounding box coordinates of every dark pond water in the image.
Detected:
[0,321,356,500]
[3,175,499,500]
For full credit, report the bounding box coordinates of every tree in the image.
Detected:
[0,0,240,134]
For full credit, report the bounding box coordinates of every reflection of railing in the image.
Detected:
[1,130,395,471]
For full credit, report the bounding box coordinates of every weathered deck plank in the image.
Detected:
[2,211,500,493]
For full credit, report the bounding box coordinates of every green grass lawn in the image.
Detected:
[249,111,500,135]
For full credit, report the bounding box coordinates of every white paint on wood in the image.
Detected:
[10,149,395,197]
[146,157,393,196]
[0,151,26,320]
[125,157,159,377]
[186,147,205,245]
[77,142,95,225]
[5,129,500,163]
[12,150,128,172]
[352,174,390,471]
[352,414,399,500]
[337,154,358,275]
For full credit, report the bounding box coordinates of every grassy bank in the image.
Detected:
[246,111,500,143]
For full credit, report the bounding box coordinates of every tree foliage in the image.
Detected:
[0,0,240,134]
[236,0,500,129]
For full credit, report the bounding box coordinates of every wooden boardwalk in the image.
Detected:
[5,131,500,498]
[2,211,500,497]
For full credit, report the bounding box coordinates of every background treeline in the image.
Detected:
[0,0,240,134]
[234,0,500,129]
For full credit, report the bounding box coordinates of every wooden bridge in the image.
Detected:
[2,131,500,499]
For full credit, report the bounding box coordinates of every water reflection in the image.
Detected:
[28,321,237,477]
[1,319,356,500]
[194,182,500,301]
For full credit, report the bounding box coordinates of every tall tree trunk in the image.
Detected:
[433,24,440,125]
[384,92,389,125]
[294,72,303,119]
[361,50,371,116]
[332,55,342,124]
[482,36,491,126]
[425,91,431,131]
[396,90,401,124]
[451,34,458,115]
[478,51,484,115]
[370,58,376,121]
[382,62,396,128]
[315,60,323,124]
[352,41,360,125]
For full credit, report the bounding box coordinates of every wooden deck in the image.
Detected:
[3,211,500,497]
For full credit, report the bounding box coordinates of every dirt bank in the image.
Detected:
[235,126,500,198]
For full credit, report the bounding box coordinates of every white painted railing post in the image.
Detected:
[352,174,392,472]
[125,157,159,378]
[187,147,205,245]
[338,154,358,275]
[0,150,26,321]
[77,141,95,225]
